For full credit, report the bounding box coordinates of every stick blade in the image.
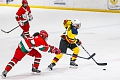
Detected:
[97,63,107,66]
[1,29,9,33]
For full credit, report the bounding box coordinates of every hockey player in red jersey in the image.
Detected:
[1,30,61,78]
[16,0,33,37]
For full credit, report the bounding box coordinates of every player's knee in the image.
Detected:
[35,52,42,58]
[11,58,19,64]
[73,47,80,55]
[56,53,63,59]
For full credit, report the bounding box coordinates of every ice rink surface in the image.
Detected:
[0,6,120,80]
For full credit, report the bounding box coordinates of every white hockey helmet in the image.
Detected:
[72,19,81,28]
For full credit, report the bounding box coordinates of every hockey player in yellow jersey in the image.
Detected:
[48,19,82,70]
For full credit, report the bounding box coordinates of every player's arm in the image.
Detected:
[38,44,61,54]
[63,19,72,29]
[27,6,33,21]
[15,8,25,26]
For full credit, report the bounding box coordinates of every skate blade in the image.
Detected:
[69,65,78,69]
[31,72,41,75]
[1,75,6,79]
[47,67,52,71]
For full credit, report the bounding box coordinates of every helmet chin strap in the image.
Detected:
[22,5,27,9]
[74,25,80,29]
[42,36,48,41]
[45,37,48,41]
[22,3,28,8]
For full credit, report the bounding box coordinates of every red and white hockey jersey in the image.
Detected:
[19,35,50,53]
[16,6,31,22]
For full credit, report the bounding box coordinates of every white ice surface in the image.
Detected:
[0,6,120,80]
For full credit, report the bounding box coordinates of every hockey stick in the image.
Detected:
[1,26,19,33]
[63,53,95,60]
[81,45,107,66]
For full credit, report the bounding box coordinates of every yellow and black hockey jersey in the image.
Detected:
[61,19,78,44]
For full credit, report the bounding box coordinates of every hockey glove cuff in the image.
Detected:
[28,13,33,21]
[76,39,82,46]
[18,20,24,26]
[49,45,61,54]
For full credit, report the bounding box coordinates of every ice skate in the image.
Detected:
[31,67,41,75]
[48,63,56,71]
[1,70,8,78]
[69,59,78,69]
